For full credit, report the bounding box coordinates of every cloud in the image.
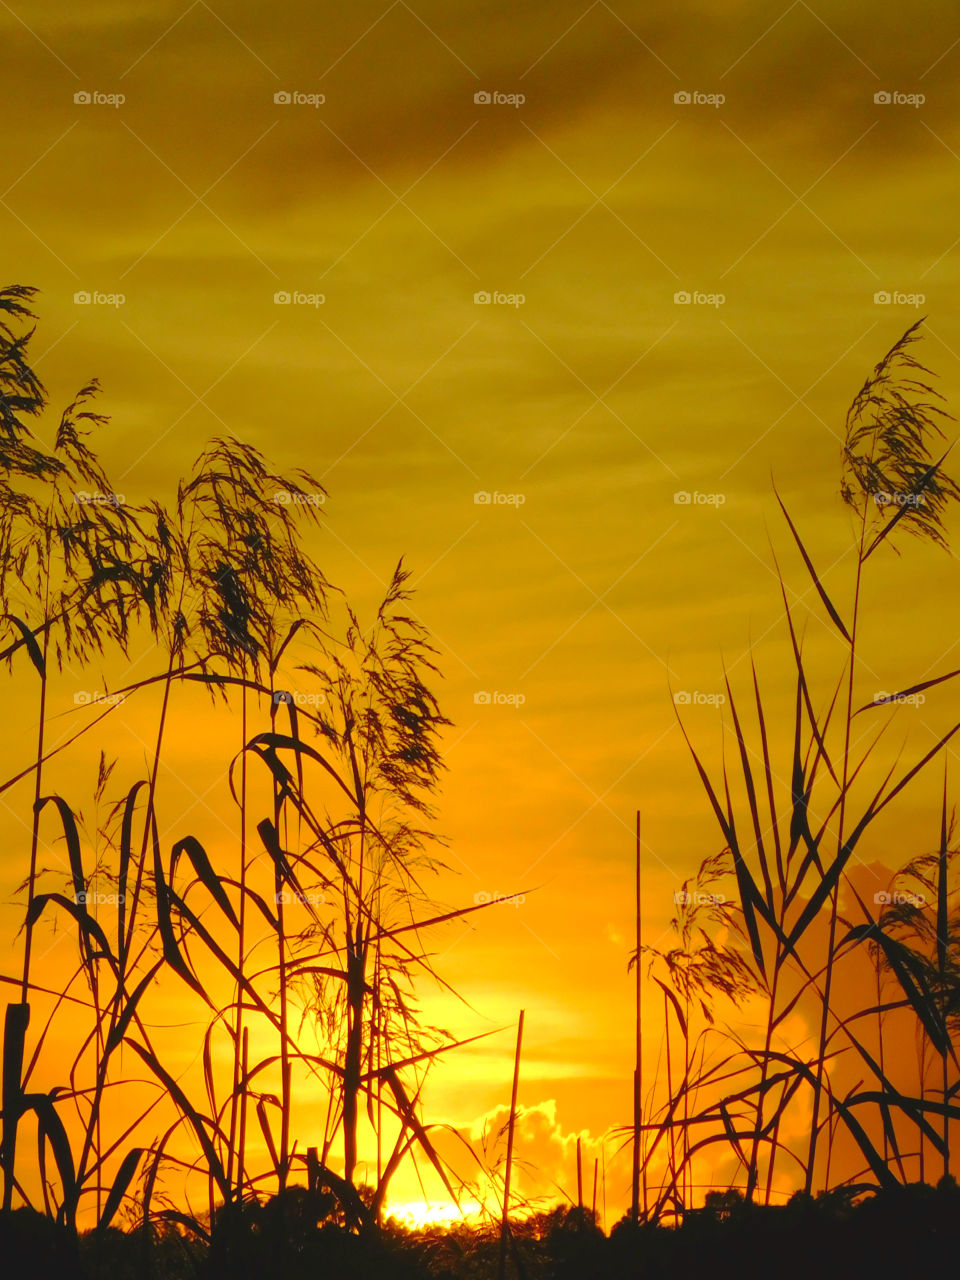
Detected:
[427,1097,621,1218]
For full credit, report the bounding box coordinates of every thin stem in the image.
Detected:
[805,494,869,1193]
[20,585,52,1001]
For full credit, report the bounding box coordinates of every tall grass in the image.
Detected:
[5,288,960,1268]
[0,287,494,1256]
[630,319,960,1214]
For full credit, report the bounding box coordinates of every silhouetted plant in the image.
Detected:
[637,320,960,1213]
[0,289,485,1254]
[0,288,165,1223]
[632,851,759,1214]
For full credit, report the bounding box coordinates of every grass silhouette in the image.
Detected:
[1,289,960,1276]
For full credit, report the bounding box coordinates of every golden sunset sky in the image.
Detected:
[3,0,960,1222]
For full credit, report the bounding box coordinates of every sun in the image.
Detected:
[385,1199,484,1231]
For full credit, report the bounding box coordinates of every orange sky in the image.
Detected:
[3,0,960,1223]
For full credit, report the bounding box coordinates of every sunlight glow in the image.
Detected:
[386,1200,484,1231]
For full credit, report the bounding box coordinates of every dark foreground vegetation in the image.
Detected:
[4,1182,960,1280]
